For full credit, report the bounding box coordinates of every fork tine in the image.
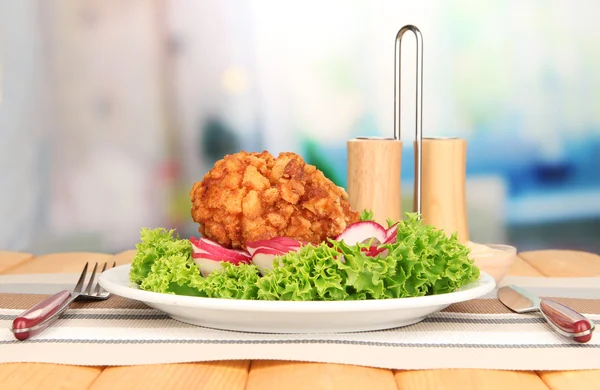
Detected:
[93,262,108,296]
[73,262,89,294]
[85,262,99,295]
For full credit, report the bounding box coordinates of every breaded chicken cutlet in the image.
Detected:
[190,151,360,249]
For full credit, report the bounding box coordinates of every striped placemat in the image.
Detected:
[0,275,599,370]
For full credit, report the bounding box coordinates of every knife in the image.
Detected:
[498,285,595,343]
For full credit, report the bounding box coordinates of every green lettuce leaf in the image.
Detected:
[334,240,397,300]
[256,244,348,301]
[197,262,260,299]
[360,209,374,221]
[255,213,479,301]
[382,213,480,297]
[140,253,205,297]
[129,228,192,285]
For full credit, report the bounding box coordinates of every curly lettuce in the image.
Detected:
[256,213,478,300]
[384,213,480,296]
[140,252,205,297]
[196,262,260,299]
[256,244,347,301]
[360,209,374,221]
[129,228,192,285]
[129,228,260,298]
[129,213,479,301]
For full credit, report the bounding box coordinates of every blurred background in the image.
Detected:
[1,0,599,255]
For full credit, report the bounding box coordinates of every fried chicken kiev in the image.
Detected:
[190,151,360,249]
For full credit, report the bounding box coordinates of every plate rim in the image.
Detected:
[99,264,496,313]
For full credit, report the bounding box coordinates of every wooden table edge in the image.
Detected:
[2,250,599,390]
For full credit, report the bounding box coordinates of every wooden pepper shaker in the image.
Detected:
[415,137,469,243]
[347,138,402,226]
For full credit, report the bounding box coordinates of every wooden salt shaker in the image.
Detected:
[347,138,402,226]
[415,138,469,243]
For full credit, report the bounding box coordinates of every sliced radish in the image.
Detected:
[251,247,287,275]
[199,237,251,258]
[386,222,399,238]
[335,221,387,246]
[269,237,305,247]
[236,248,252,256]
[246,238,301,256]
[383,236,395,245]
[190,236,202,251]
[191,251,251,263]
[361,246,387,257]
[192,252,252,277]
[194,258,223,277]
[190,237,251,260]
[189,236,252,276]
[384,223,399,244]
[249,237,303,275]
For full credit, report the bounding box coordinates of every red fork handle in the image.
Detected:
[11,290,71,341]
[540,299,595,343]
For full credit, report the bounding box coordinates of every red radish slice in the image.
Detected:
[246,238,301,256]
[190,236,202,251]
[246,240,300,254]
[228,248,253,258]
[194,258,223,277]
[194,247,249,261]
[384,223,399,244]
[383,235,396,245]
[193,255,250,277]
[335,221,387,246]
[193,246,251,260]
[361,246,387,257]
[268,237,305,247]
[190,237,251,260]
[189,236,253,276]
[386,222,399,237]
[251,247,286,275]
[383,236,395,245]
[192,252,252,277]
[191,252,252,264]
[198,237,251,258]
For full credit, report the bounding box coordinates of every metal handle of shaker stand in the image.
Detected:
[394,25,423,216]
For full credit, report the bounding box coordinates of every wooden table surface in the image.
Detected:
[1,249,599,390]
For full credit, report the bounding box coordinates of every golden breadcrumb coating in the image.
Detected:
[190,150,360,249]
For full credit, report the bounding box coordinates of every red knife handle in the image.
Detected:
[540,299,595,343]
[11,290,71,341]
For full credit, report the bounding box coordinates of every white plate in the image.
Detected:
[99,264,495,334]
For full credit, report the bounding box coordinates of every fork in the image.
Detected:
[11,261,116,341]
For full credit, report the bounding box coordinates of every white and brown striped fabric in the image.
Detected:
[1,275,599,370]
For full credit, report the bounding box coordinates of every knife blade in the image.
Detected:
[498,285,595,343]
